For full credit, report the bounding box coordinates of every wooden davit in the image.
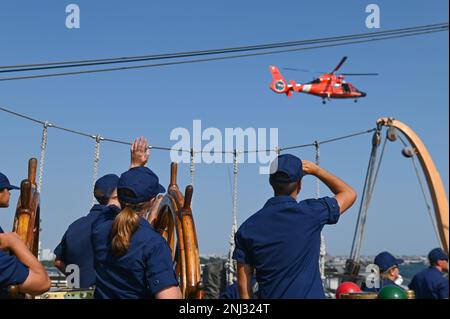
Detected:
[377,117,449,253]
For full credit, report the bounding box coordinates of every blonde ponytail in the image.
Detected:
[111,207,141,256]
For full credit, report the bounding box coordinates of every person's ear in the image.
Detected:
[147,197,156,208]
[390,267,397,276]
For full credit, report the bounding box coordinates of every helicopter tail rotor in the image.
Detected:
[269,65,293,96]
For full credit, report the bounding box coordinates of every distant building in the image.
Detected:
[40,248,55,261]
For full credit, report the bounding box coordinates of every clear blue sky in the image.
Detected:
[0,0,448,257]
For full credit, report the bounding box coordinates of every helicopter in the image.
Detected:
[269,56,378,104]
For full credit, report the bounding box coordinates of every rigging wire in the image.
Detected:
[0,27,447,82]
[0,23,446,73]
[348,130,381,262]
[396,135,441,245]
[0,106,376,154]
[352,135,388,261]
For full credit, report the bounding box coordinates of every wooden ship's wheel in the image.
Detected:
[9,158,41,298]
[154,162,203,299]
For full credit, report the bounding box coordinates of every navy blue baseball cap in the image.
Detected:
[428,248,448,262]
[0,173,19,191]
[94,174,120,204]
[374,251,404,272]
[269,154,303,183]
[117,167,165,204]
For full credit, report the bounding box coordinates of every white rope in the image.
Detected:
[91,135,102,206]
[315,141,326,282]
[37,121,51,193]
[227,150,239,285]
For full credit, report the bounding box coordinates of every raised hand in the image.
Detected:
[130,136,150,169]
[301,160,320,176]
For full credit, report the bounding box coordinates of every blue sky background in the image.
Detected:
[0,0,448,257]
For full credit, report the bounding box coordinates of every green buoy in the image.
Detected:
[377,285,407,299]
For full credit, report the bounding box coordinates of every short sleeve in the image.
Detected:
[0,251,29,287]
[144,239,179,296]
[232,228,253,265]
[303,196,340,226]
[54,231,67,261]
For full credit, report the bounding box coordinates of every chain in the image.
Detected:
[314,141,327,282]
[190,148,195,187]
[314,141,321,198]
[91,135,102,206]
[227,150,239,285]
[37,121,51,193]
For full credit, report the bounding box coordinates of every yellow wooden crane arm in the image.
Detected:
[377,117,449,254]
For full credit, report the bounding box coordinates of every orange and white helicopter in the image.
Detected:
[269,57,378,104]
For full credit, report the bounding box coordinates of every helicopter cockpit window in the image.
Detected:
[307,79,321,84]
[342,83,351,93]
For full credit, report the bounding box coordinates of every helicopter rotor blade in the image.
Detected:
[282,67,312,72]
[331,56,348,74]
[340,73,379,76]
[282,67,326,77]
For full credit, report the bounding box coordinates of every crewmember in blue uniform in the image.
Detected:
[92,137,181,299]
[233,154,357,299]
[53,174,120,289]
[409,248,449,299]
[362,251,405,292]
[0,172,51,297]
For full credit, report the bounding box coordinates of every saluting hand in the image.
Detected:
[302,160,321,176]
[130,136,150,169]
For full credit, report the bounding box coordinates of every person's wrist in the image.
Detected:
[130,161,146,169]
[312,166,322,177]
[7,237,21,251]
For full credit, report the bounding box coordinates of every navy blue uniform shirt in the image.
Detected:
[54,204,119,288]
[221,276,258,299]
[0,225,29,298]
[409,267,449,299]
[92,208,178,299]
[233,195,340,299]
